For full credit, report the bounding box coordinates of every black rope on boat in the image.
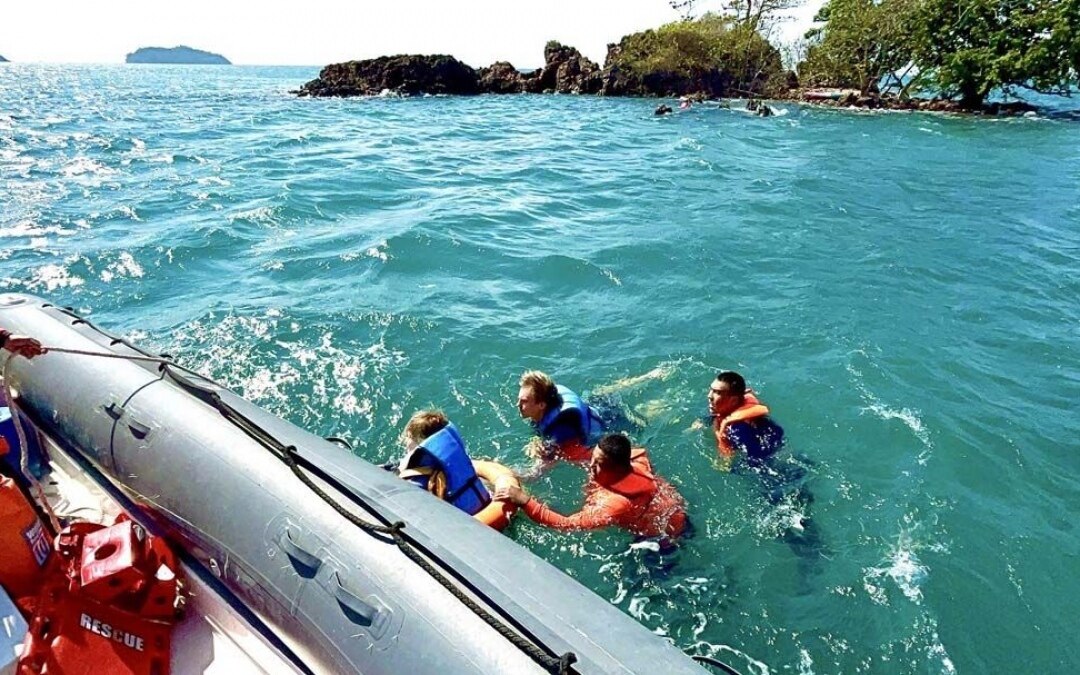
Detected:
[691,654,744,675]
[195,383,577,674]
[26,325,578,674]
[278,445,576,674]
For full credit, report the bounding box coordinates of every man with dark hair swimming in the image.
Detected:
[708,370,785,463]
[495,433,687,542]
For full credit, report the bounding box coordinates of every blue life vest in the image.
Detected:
[400,424,490,516]
[536,385,603,445]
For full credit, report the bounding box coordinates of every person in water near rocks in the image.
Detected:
[495,433,687,543]
[517,370,604,464]
[654,104,673,116]
[746,99,774,116]
[394,409,491,517]
[0,330,46,359]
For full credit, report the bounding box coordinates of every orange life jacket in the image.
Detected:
[597,449,686,538]
[714,392,770,458]
[0,476,52,607]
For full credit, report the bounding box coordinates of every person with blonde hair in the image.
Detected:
[396,409,490,516]
[516,370,604,463]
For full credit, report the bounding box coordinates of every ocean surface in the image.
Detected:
[2,64,1078,674]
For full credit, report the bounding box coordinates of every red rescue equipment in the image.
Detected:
[18,517,185,675]
[0,474,52,610]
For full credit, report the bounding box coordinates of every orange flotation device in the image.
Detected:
[471,460,519,531]
[714,392,770,459]
[0,473,52,610]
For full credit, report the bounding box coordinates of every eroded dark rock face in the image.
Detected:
[478,61,526,94]
[298,47,607,98]
[297,55,480,97]
[297,42,759,100]
[530,42,602,94]
[600,66,733,98]
[795,89,1039,115]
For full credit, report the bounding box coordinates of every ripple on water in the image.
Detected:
[2,64,1079,675]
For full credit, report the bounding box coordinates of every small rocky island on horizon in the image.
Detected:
[0,54,8,63]
[126,46,230,65]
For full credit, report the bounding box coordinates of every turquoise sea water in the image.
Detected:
[2,64,1079,674]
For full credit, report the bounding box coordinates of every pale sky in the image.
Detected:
[1,1,821,67]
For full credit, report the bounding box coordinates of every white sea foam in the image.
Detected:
[26,263,85,291]
[230,206,277,225]
[864,536,929,605]
[0,221,80,238]
[61,156,115,178]
[362,246,387,262]
[599,267,622,286]
[848,356,934,462]
[114,205,141,222]
[100,252,145,282]
[929,630,957,674]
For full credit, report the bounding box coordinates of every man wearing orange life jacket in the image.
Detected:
[709,371,784,464]
[495,433,687,541]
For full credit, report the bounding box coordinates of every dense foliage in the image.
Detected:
[799,0,916,94]
[913,0,1080,107]
[800,0,1080,107]
[609,13,786,95]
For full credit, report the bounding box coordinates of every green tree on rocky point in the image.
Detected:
[913,0,1080,108]
[799,0,918,94]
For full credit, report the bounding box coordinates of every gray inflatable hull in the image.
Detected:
[0,294,705,674]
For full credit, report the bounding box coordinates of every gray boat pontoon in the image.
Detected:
[0,293,707,674]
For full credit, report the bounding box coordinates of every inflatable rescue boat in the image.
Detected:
[0,294,706,674]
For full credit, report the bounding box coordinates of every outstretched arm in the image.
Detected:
[521,498,619,532]
[494,484,622,532]
[0,330,46,359]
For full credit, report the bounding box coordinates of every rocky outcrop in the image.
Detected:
[126,46,230,64]
[298,47,604,98]
[528,42,602,94]
[478,61,526,94]
[600,64,733,98]
[793,89,1039,115]
[597,37,782,99]
[297,55,479,97]
[296,40,768,100]
[0,55,7,63]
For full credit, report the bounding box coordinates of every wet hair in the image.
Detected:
[715,371,746,396]
[597,433,632,469]
[519,370,560,409]
[402,409,449,444]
